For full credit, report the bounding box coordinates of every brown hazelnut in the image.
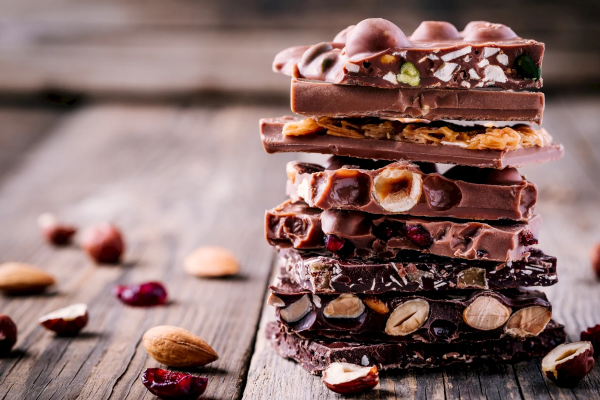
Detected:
[39,303,88,336]
[505,306,551,338]
[37,213,77,246]
[542,341,594,387]
[280,295,312,323]
[590,242,600,278]
[322,362,379,395]
[0,315,17,356]
[345,18,410,58]
[81,223,125,264]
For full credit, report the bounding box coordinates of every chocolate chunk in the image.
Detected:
[276,247,557,294]
[270,283,552,344]
[291,79,545,123]
[261,117,564,169]
[267,200,542,262]
[285,160,538,221]
[273,19,544,90]
[266,320,566,375]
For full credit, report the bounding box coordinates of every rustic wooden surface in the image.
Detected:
[0,97,600,399]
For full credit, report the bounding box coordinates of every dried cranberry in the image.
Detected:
[142,368,207,400]
[0,315,17,356]
[581,325,600,352]
[114,281,168,307]
[400,224,433,248]
[373,221,398,241]
[520,230,538,246]
[325,235,345,252]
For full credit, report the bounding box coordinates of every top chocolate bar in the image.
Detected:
[273,19,544,90]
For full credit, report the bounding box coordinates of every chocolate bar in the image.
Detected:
[286,160,538,221]
[274,20,544,90]
[276,247,557,294]
[261,117,564,168]
[270,282,552,344]
[266,320,566,375]
[267,200,541,262]
[291,79,545,123]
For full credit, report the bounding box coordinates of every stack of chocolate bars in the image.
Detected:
[260,19,566,375]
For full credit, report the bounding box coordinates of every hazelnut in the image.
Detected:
[462,295,511,331]
[280,294,311,323]
[0,315,17,356]
[590,242,600,278]
[542,341,594,387]
[333,25,355,43]
[0,262,55,294]
[267,293,285,307]
[184,246,239,277]
[385,299,429,336]
[372,167,422,212]
[143,325,218,368]
[322,362,379,395]
[363,296,389,314]
[411,21,461,41]
[81,223,125,264]
[37,213,77,246]
[345,18,410,58]
[39,303,89,336]
[505,306,551,338]
[323,294,365,319]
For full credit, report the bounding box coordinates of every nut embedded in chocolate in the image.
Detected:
[323,294,365,319]
[363,296,389,314]
[280,294,312,323]
[542,341,594,387]
[372,166,422,212]
[463,295,511,331]
[411,21,461,41]
[322,362,379,395]
[505,306,551,338]
[385,299,429,336]
[267,293,285,307]
[344,18,410,58]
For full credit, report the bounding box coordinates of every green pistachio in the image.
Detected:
[397,62,420,86]
[515,54,541,81]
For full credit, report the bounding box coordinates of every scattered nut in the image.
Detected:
[143,325,218,368]
[267,293,285,307]
[363,296,389,314]
[39,303,88,336]
[323,294,365,319]
[184,246,239,277]
[322,362,379,395]
[385,299,429,336]
[463,296,511,331]
[505,306,551,338]
[372,167,422,212]
[0,262,55,294]
[37,213,77,246]
[142,368,208,399]
[590,243,600,278]
[280,294,311,323]
[0,315,17,356]
[81,223,125,264]
[542,341,594,387]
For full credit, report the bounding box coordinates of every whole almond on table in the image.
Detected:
[0,262,55,294]
[184,246,239,277]
[142,325,218,367]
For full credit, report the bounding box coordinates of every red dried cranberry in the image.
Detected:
[114,281,168,307]
[374,221,398,241]
[0,315,17,356]
[520,230,538,246]
[325,235,345,252]
[142,368,207,400]
[400,224,433,248]
[581,325,600,352]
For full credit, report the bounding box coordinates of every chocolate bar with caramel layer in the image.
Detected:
[285,159,537,221]
[274,19,544,90]
[261,117,564,168]
[267,200,541,262]
[266,320,566,375]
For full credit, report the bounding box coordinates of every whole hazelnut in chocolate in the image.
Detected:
[333,25,355,44]
[411,21,461,41]
[485,167,523,185]
[463,22,518,41]
[299,42,334,68]
[345,18,410,58]
[462,21,490,36]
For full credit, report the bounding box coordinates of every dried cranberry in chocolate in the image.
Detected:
[333,25,355,44]
[325,234,345,252]
[411,21,461,41]
[485,167,522,185]
[328,170,370,206]
[581,325,600,352]
[399,224,433,248]
[463,23,518,41]
[373,220,399,241]
[141,368,208,400]
[430,320,457,340]
[422,175,462,211]
[345,18,410,58]
[520,230,539,246]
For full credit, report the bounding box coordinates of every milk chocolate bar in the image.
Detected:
[274,20,544,90]
[267,200,541,262]
[270,282,552,344]
[261,117,564,168]
[267,320,566,375]
[291,79,545,123]
[286,160,537,221]
[276,247,557,294]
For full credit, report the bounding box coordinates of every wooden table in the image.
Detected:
[0,97,600,399]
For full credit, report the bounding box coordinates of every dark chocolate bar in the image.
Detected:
[276,247,558,294]
[270,283,552,343]
[274,20,544,90]
[267,200,541,262]
[291,79,545,124]
[261,117,564,168]
[286,160,538,221]
[266,320,566,375]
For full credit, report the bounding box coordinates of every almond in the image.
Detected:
[184,246,239,277]
[0,262,56,294]
[142,325,218,367]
